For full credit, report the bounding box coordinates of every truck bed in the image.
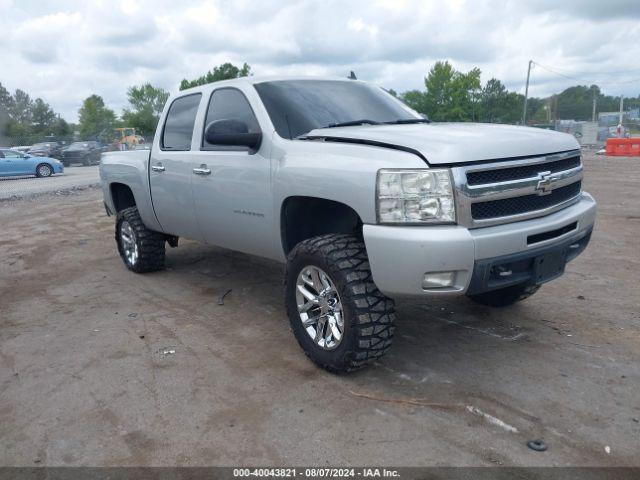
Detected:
[101,149,151,166]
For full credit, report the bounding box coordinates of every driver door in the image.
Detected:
[191,87,273,258]
[1,150,27,175]
[0,150,10,175]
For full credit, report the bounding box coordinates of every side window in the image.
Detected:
[0,151,5,158]
[202,88,260,149]
[4,150,20,158]
[161,94,202,151]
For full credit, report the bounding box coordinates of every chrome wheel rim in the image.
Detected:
[38,165,51,176]
[120,221,139,266]
[295,265,344,350]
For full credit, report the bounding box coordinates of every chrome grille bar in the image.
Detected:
[452,150,583,228]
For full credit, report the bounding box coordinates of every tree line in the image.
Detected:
[400,61,640,124]
[2,61,639,146]
[0,84,72,145]
[0,82,171,145]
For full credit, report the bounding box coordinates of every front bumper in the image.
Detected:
[363,192,596,298]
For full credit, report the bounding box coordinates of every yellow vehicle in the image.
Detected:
[113,128,141,150]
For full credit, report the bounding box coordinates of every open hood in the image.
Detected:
[303,122,579,165]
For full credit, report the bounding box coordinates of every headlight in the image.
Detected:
[377,169,455,224]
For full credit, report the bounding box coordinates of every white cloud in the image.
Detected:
[1,0,639,122]
[347,18,379,37]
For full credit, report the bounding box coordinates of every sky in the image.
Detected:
[1,0,640,122]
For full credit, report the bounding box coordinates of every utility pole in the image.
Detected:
[522,60,533,125]
[619,95,624,124]
[617,95,624,137]
[592,88,597,122]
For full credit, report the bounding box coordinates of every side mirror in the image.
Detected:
[205,119,262,152]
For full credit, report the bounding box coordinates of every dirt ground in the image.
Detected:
[1,152,639,467]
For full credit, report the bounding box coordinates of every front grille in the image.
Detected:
[467,155,581,186]
[471,181,582,220]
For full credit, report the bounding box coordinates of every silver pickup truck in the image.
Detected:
[100,76,596,372]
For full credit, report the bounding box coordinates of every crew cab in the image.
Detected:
[99,76,596,372]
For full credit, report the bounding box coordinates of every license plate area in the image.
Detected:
[533,250,566,283]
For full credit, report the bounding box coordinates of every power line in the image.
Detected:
[536,62,640,77]
[532,61,640,86]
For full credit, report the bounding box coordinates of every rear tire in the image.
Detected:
[285,234,395,373]
[35,163,52,178]
[115,207,165,273]
[468,284,540,307]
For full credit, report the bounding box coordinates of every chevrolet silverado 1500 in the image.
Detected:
[100,76,596,372]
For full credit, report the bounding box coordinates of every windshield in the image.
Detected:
[254,80,421,139]
[69,142,89,148]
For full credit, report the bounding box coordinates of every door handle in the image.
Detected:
[193,166,211,176]
[151,164,165,172]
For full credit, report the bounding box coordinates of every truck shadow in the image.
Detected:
[163,242,553,382]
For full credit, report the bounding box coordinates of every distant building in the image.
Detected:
[554,120,600,146]
[598,112,623,127]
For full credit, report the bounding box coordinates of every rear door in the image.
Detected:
[191,87,273,258]
[149,93,203,240]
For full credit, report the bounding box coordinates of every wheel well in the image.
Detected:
[110,183,136,213]
[280,196,363,255]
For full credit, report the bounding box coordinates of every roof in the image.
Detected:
[177,75,364,95]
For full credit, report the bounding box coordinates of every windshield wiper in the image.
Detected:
[383,118,430,125]
[323,119,381,129]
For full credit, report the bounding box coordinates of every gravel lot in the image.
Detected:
[0,165,99,200]
[0,152,639,467]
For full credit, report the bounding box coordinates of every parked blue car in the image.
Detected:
[0,148,64,178]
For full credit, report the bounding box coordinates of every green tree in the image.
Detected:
[51,117,72,138]
[480,78,506,123]
[0,83,12,141]
[0,83,11,112]
[401,89,428,113]
[9,89,33,125]
[121,83,169,135]
[179,62,251,90]
[403,61,481,121]
[31,98,57,134]
[555,85,596,120]
[4,89,32,140]
[78,94,116,140]
[479,78,526,124]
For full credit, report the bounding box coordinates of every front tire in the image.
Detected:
[468,284,540,307]
[115,207,165,273]
[35,163,52,178]
[285,234,395,373]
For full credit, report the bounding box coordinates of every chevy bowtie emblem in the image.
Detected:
[535,171,560,195]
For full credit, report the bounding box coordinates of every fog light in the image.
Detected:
[422,271,456,289]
